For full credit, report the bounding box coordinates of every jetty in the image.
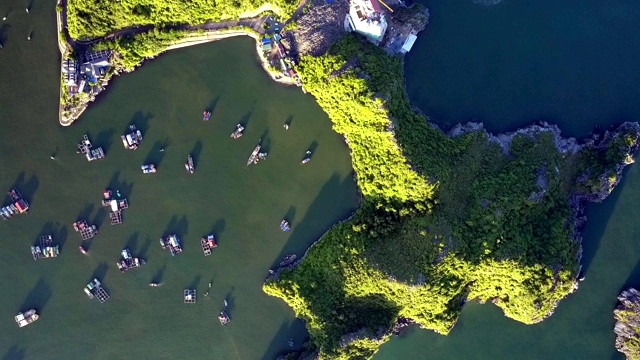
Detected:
[84,278,109,303]
[121,124,143,150]
[101,189,128,225]
[230,124,244,139]
[159,234,183,256]
[141,164,157,174]
[201,234,217,256]
[77,134,105,161]
[1,188,29,220]
[15,309,39,328]
[31,235,59,260]
[184,289,196,303]
[73,219,97,240]
[247,140,262,166]
[116,248,146,272]
[185,155,194,173]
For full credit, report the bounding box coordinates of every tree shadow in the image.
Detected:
[284,206,296,224]
[37,222,68,251]
[107,171,134,198]
[151,266,166,283]
[6,172,39,208]
[95,128,116,154]
[90,262,108,281]
[580,164,630,276]
[270,173,358,269]
[2,345,25,360]
[188,274,201,290]
[130,111,153,135]
[190,141,203,167]
[620,260,640,293]
[144,141,167,166]
[20,279,52,314]
[207,96,221,114]
[260,319,309,360]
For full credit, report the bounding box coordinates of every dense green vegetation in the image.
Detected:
[614,289,640,360]
[264,34,639,359]
[67,0,298,40]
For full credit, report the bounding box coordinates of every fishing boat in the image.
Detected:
[247,141,262,166]
[15,309,39,328]
[79,245,88,255]
[301,157,310,164]
[201,234,217,256]
[185,155,194,174]
[149,282,162,287]
[230,124,245,139]
[141,164,157,174]
[203,111,211,121]
[280,220,291,232]
[218,311,230,325]
[121,124,143,150]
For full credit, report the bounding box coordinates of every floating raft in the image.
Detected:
[121,124,143,150]
[73,220,97,240]
[84,278,109,303]
[184,289,196,303]
[230,124,244,139]
[109,210,123,225]
[31,235,59,260]
[77,134,104,161]
[201,235,217,256]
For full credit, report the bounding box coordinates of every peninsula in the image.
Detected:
[59,0,640,359]
[615,288,640,360]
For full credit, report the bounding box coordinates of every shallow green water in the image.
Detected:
[375,0,640,359]
[0,2,358,359]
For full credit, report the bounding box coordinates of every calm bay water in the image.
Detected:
[0,1,358,359]
[376,0,640,359]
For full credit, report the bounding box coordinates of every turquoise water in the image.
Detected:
[375,0,640,359]
[0,1,358,359]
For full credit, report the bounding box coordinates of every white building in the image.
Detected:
[347,0,388,45]
[62,58,78,86]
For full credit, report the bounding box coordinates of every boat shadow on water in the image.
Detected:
[37,222,68,251]
[106,171,134,199]
[209,219,225,243]
[20,279,52,314]
[188,274,201,290]
[260,319,308,360]
[190,141,203,168]
[7,172,39,208]
[95,128,116,154]
[144,140,168,167]
[151,265,166,284]
[129,111,153,135]
[90,262,108,283]
[2,345,25,360]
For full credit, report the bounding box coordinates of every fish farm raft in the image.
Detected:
[84,278,110,303]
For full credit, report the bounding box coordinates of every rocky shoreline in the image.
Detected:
[614,288,640,359]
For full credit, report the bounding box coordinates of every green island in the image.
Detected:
[615,288,640,359]
[58,0,640,358]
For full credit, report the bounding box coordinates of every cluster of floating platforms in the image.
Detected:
[116,248,145,272]
[121,125,143,150]
[77,134,105,162]
[201,234,217,256]
[101,189,129,225]
[15,309,39,328]
[160,234,182,256]
[1,188,29,220]
[73,219,97,240]
[84,278,109,303]
[184,289,196,303]
[141,164,157,174]
[31,235,59,260]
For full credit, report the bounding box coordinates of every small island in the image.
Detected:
[59,0,640,359]
[615,288,640,360]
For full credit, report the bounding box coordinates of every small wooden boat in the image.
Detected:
[149,282,162,287]
[79,245,88,255]
[203,111,211,121]
[15,309,38,328]
[230,124,244,139]
[185,155,194,173]
[247,142,261,166]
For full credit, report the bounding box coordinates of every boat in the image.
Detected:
[301,157,310,164]
[280,220,291,232]
[230,124,245,139]
[218,311,230,325]
[203,111,211,121]
[141,164,157,174]
[149,282,162,287]
[185,155,194,173]
[79,245,88,255]
[121,125,143,150]
[247,142,262,166]
[116,248,146,272]
[160,234,183,256]
[201,234,217,256]
[15,309,39,328]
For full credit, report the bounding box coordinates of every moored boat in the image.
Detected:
[203,111,211,121]
[79,245,88,255]
[247,141,262,166]
[185,155,194,173]
[15,309,39,328]
[141,164,157,174]
[230,124,244,139]
[218,311,230,325]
